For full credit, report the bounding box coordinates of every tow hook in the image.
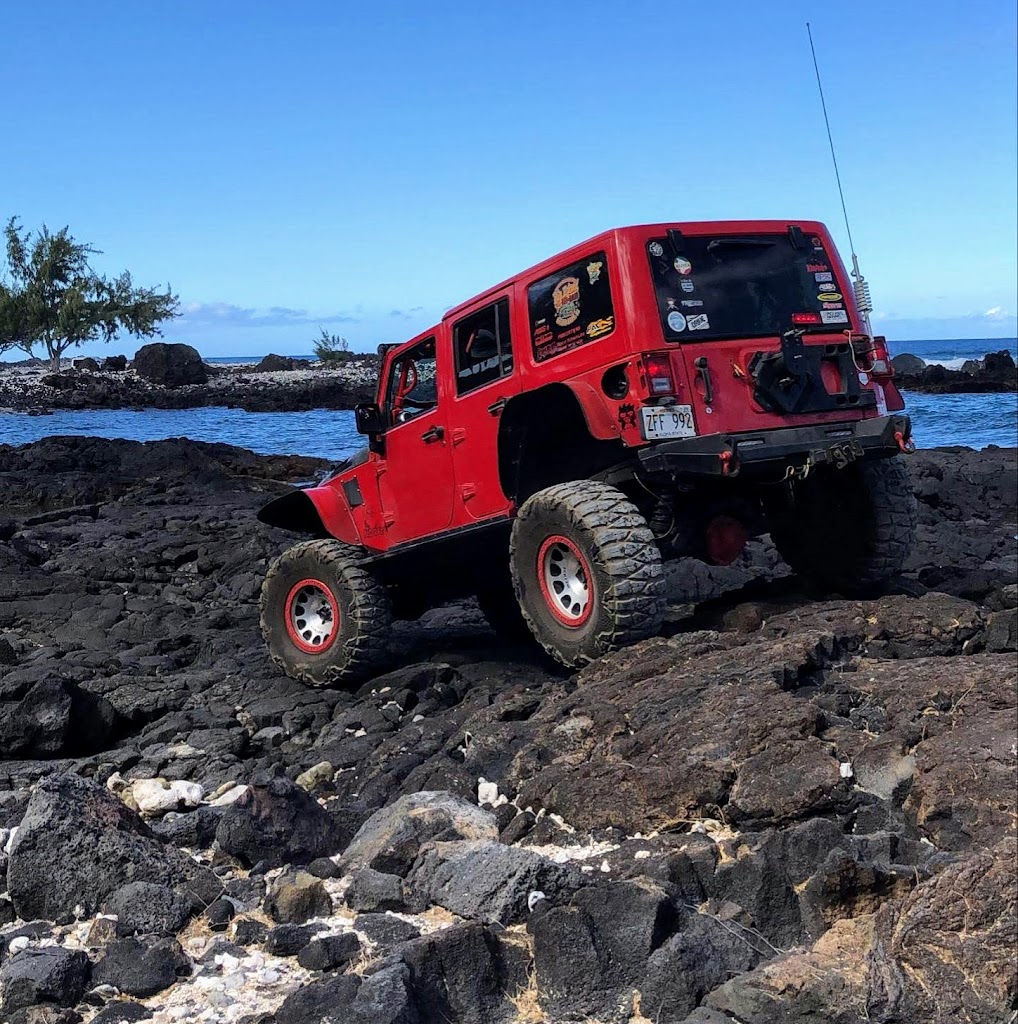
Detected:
[718,449,735,476]
[894,430,916,454]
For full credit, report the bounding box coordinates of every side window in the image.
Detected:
[453,298,513,396]
[384,337,438,428]
[528,251,615,362]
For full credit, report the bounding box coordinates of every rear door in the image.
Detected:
[375,336,457,543]
[447,295,521,522]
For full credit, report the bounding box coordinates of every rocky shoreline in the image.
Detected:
[0,437,1016,1023]
[0,347,379,415]
[1,345,1015,418]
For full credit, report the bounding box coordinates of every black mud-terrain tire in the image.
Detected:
[510,480,666,667]
[765,455,917,593]
[260,539,392,688]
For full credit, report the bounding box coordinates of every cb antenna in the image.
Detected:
[806,21,874,337]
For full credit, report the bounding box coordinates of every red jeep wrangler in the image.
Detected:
[259,221,916,686]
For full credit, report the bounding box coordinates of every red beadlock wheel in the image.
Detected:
[536,535,594,627]
[284,578,340,654]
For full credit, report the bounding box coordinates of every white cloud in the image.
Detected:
[177,302,359,328]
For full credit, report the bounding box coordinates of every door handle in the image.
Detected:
[487,396,508,416]
[694,357,714,405]
[421,425,445,444]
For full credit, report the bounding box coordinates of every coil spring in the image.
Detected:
[853,276,873,313]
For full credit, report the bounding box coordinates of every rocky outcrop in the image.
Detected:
[132,342,208,386]
[0,437,1014,1023]
[893,349,1017,393]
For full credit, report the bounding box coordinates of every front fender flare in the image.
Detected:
[257,485,359,543]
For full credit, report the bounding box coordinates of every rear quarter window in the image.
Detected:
[528,251,615,363]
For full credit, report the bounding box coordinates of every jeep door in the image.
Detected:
[446,295,521,522]
[375,336,456,543]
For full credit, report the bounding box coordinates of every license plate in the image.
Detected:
[640,405,696,440]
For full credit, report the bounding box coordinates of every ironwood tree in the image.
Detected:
[0,217,178,370]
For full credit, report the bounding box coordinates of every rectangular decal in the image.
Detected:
[686,313,710,331]
[821,309,849,324]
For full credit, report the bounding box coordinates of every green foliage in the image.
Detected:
[0,217,178,370]
[313,327,355,363]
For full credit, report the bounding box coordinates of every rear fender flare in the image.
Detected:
[257,485,359,543]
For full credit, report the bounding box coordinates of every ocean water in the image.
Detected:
[1,339,1015,458]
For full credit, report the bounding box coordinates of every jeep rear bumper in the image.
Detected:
[637,413,912,478]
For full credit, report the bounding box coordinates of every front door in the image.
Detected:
[376,336,456,544]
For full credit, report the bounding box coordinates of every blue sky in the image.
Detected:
[2,0,1016,357]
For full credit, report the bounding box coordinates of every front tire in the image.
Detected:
[260,539,392,687]
[510,481,666,667]
[765,455,917,593]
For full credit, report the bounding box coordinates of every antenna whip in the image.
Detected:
[806,22,874,336]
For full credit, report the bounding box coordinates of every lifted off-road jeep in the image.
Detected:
[259,221,917,686]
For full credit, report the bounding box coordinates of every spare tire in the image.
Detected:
[765,455,917,593]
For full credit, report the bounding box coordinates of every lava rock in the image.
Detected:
[91,937,186,998]
[353,913,421,947]
[891,353,926,375]
[132,343,207,387]
[0,947,91,1015]
[6,774,222,922]
[296,932,361,972]
[264,871,333,923]
[344,868,405,913]
[103,882,194,937]
[230,917,268,947]
[406,839,587,924]
[530,879,677,1020]
[215,774,342,868]
[90,1001,153,1023]
[264,924,316,957]
[0,678,120,759]
[205,899,236,931]
[100,355,128,372]
[338,791,498,877]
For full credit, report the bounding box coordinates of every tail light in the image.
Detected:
[792,312,822,325]
[644,352,675,395]
[869,335,893,377]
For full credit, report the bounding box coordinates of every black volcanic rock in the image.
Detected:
[6,774,222,921]
[132,343,207,386]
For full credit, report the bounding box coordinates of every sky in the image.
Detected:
[2,0,1016,358]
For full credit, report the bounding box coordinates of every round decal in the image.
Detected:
[552,276,581,327]
[649,241,664,257]
[667,310,687,332]
[817,291,843,302]
[673,256,692,275]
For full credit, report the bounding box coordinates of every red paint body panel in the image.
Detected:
[291,221,903,553]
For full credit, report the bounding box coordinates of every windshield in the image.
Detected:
[646,232,851,341]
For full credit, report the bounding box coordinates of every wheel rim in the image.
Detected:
[537,535,593,627]
[284,578,339,654]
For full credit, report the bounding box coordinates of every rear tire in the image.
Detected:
[765,455,916,593]
[510,480,666,667]
[260,539,392,687]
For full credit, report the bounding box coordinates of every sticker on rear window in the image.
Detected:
[817,292,843,302]
[673,257,692,275]
[680,280,694,293]
[687,313,710,331]
[821,309,849,324]
[667,311,687,331]
[814,271,833,282]
[649,241,664,257]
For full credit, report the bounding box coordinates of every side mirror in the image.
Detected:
[355,403,384,435]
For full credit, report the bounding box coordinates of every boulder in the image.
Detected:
[891,352,926,375]
[0,678,120,759]
[530,879,678,1020]
[100,355,128,372]
[91,1001,154,1023]
[338,791,498,877]
[71,357,100,371]
[275,967,414,1024]
[264,871,333,923]
[296,932,361,972]
[264,924,316,957]
[91,937,185,998]
[406,839,587,924]
[0,948,90,1014]
[6,773,222,921]
[345,867,406,913]
[132,343,207,386]
[215,773,342,868]
[253,353,298,372]
[353,913,421,947]
[103,881,194,937]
